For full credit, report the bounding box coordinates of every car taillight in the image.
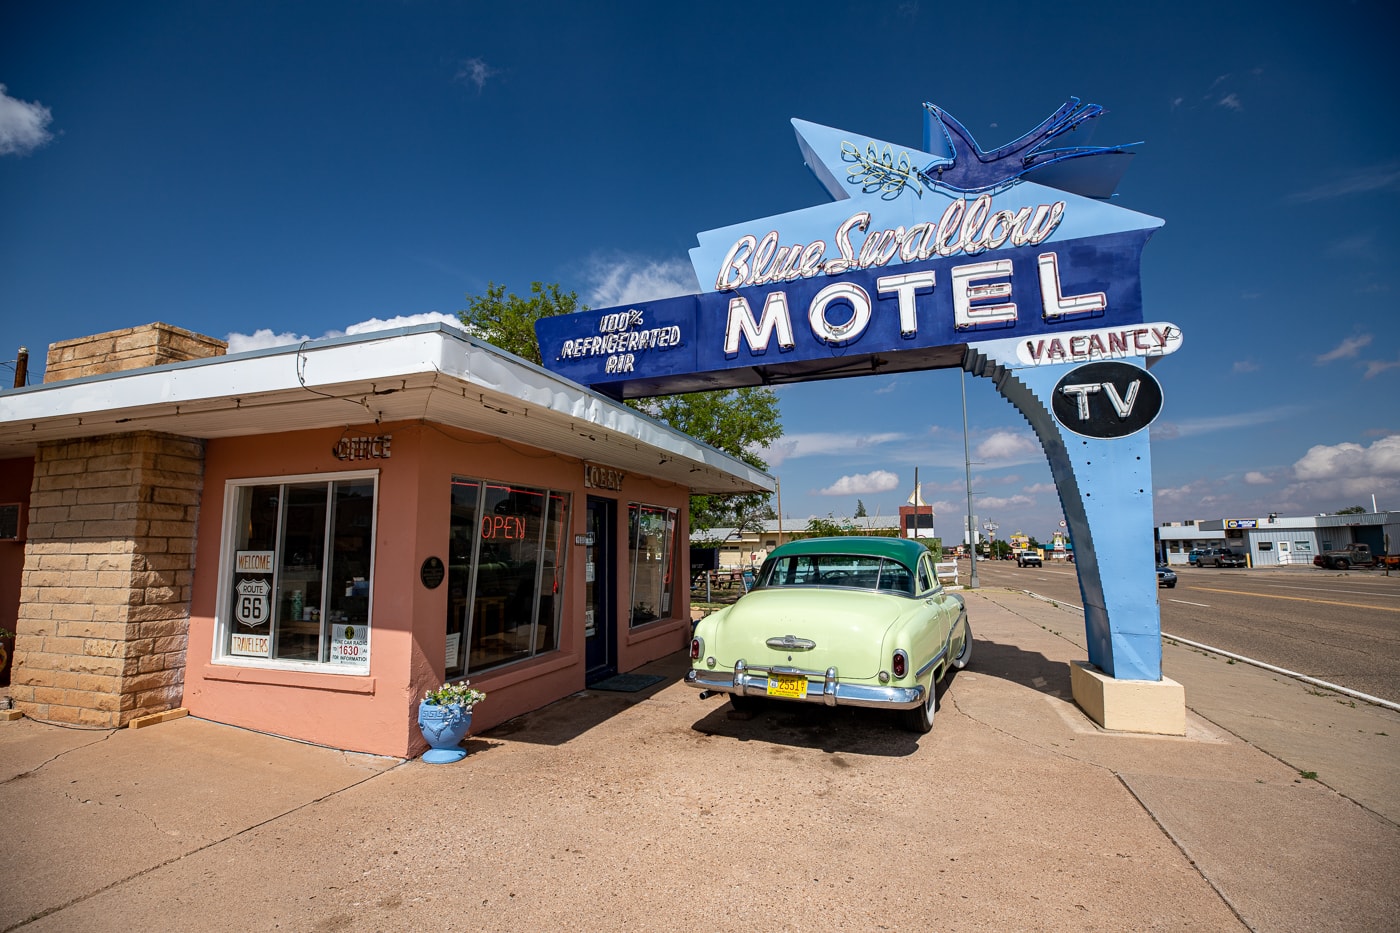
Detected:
[689,637,702,661]
[892,650,908,678]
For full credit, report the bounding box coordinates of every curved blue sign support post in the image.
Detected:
[966,343,1163,680]
[537,99,1187,733]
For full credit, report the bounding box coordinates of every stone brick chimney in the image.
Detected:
[44,322,226,382]
[12,323,224,726]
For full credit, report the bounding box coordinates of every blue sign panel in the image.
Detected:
[539,99,1181,690]
[539,228,1157,399]
[538,102,1165,400]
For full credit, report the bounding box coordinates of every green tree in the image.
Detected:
[855,499,867,518]
[459,282,582,366]
[1335,505,1367,514]
[805,514,851,538]
[458,282,783,532]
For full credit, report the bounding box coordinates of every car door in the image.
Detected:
[915,554,953,660]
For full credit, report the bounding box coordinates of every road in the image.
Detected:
[967,557,1400,705]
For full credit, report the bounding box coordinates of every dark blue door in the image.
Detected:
[585,497,616,680]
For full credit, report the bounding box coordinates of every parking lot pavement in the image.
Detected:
[1,589,1396,932]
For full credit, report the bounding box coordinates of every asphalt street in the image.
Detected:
[972,558,1400,705]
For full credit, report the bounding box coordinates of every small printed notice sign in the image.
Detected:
[330,624,369,667]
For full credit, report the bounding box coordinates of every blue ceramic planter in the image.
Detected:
[417,700,473,764]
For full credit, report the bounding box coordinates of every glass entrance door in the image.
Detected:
[585,497,616,680]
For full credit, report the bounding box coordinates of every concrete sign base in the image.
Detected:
[1070,660,1185,735]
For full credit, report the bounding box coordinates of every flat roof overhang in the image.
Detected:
[0,324,774,497]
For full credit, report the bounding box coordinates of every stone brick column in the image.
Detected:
[11,432,204,726]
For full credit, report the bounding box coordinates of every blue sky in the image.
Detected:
[3,0,1397,543]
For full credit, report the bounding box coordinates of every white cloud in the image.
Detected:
[456,57,498,93]
[761,431,906,467]
[225,329,312,353]
[1152,405,1305,441]
[226,312,466,353]
[973,494,1033,511]
[343,312,467,336]
[1316,334,1372,364]
[1217,93,1243,111]
[0,85,53,156]
[1232,359,1259,374]
[975,430,1039,461]
[583,256,698,307]
[1244,471,1272,485]
[1363,357,1400,379]
[1293,435,1400,481]
[1023,482,1056,495]
[1288,161,1400,203]
[819,470,901,496]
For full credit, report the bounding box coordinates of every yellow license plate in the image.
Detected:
[767,673,808,699]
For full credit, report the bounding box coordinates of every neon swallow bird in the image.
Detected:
[921,97,1141,199]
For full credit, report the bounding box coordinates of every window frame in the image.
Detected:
[627,502,680,628]
[212,469,380,675]
[445,477,571,678]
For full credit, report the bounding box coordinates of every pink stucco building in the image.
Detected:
[0,323,771,757]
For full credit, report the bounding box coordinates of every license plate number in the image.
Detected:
[767,673,808,699]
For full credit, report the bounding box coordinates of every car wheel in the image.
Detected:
[899,674,937,733]
[951,617,973,670]
[1336,559,1350,571]
[1167,581,1177,588]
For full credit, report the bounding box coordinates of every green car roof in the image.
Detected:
[768,535,929,566]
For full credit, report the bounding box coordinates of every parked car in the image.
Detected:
[1312,543,1393,570]
[1017,551,1042,567]
[685,536,971,733]
[1187,548,1210,566]
[1196,547,1246,568]
[1156,563,1178,588]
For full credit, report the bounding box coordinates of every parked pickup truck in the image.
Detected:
[1196,547,1247,568]
[1313,543,1399,570]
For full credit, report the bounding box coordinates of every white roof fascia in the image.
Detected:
[0,324,774,495]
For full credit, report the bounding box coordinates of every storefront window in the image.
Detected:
[219,473,377,670]
[445,478,569,677]
[628,503,678,626]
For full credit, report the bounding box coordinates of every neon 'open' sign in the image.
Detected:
[481,515,526,540]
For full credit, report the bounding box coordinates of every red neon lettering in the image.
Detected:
[481,515,526,540]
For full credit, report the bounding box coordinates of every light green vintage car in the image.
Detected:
[686,536,971,732]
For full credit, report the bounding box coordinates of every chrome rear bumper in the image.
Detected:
[684,660,925,710]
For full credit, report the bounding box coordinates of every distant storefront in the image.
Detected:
[0,323,772,757]
[1157,514,1399,566]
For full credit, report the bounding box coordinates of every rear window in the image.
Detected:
[757,554,915,595]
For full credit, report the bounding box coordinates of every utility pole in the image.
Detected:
[775,477,783,547]
[961,370,979,588]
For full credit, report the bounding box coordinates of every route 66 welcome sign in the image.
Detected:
[230,550,273,657]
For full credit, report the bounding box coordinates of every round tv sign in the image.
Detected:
[1051,361,1163,439]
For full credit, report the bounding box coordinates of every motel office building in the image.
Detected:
[0,323,770,757]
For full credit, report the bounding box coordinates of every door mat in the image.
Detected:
[588,673,666,693]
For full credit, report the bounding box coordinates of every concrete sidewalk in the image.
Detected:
[1,589,1396,932]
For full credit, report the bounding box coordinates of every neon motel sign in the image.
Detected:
[538,99,1181,684]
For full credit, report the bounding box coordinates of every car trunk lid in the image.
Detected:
[709,588,905,680]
